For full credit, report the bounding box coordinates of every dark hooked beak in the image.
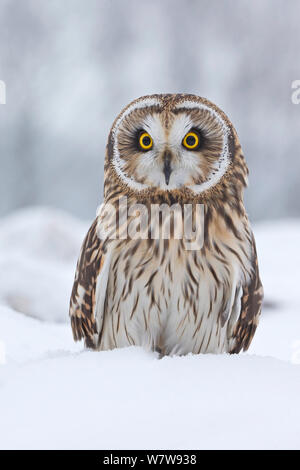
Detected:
[163,150,172,185]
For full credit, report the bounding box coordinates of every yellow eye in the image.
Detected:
[182,131,200,150]
[139,132,153,151]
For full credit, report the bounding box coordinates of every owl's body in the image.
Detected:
[70,94,263,355]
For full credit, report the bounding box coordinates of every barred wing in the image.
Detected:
[230,236,263,353]
[69,218,109,349]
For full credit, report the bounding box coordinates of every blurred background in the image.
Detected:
[1,2,300,449]
[0,0,300,221]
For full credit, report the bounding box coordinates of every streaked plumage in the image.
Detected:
[70,94,263,355]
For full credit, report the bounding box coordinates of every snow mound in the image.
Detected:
[0,207,88,322]
[254,219,300,307]
[248,220,300,362]
[0,305,80,364]
[0,307,299,450]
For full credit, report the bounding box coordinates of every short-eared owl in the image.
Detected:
[70,94,263,355]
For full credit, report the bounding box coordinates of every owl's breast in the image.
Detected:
[99,218,251,354]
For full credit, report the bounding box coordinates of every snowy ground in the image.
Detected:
[0,207,299,450]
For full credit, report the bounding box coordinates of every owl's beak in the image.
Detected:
[163,150,172,185]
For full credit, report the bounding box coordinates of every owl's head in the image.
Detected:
[106,94,246,198]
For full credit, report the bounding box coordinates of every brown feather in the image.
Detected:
[69,218,103,347]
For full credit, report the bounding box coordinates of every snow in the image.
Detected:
[0,208,300,450]
[248,220,300,363]
[0,207,86,322]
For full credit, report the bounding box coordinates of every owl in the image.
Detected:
[69,94,263,355]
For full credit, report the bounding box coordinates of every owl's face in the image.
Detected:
[108,94,236,195]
